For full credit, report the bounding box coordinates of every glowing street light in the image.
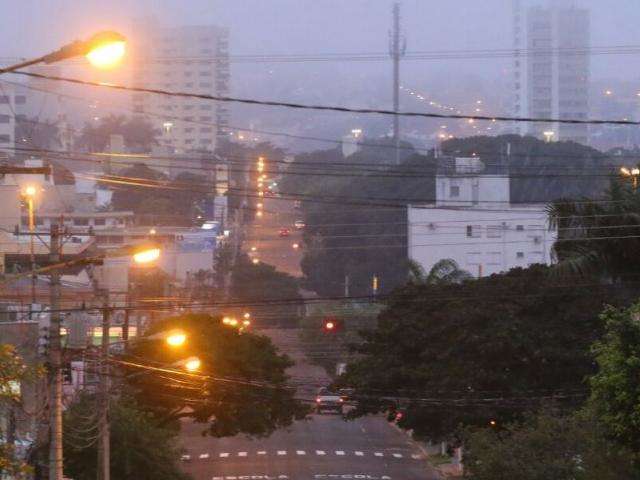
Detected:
[0,30,126,75]
[252,258,260,265]
[183,357,201,372]
[133,247,161,264]
[243,312,251,320]
[256,211,263,218]
[620,166,640,190]
[543,131,555,143]
[165,330,187,347]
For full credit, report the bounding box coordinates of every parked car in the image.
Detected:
[315,387,344,414]
[294,220,305,230]
[279,228,290,237]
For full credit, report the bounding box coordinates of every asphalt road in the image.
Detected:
[180,413,437,480]
[245,195,303,277]
[179,329,439,480]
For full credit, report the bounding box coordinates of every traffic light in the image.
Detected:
[323,317,341,333]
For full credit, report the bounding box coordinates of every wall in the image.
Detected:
[408,206,556,278]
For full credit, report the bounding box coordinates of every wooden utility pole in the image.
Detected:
[97,299,110,480]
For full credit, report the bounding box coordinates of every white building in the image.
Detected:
[512,0,590,144]
[130,18,230,153]
[408,157,557,278]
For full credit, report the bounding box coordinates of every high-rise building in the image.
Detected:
[513,1,590,144]
[130,18,230,153]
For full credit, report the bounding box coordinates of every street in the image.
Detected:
[179,329,438,480]
[245,195,303,277]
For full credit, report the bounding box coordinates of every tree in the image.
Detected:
[15,117,60,151]
[63,395,189,480]
[463,409,635,480]
[588,302,640,457]
[76,115,159,152]
[0,344,36,478]
[126,313,308,437]
[342,265,634,440]
[407,258,472,285]
[548,179,640,279]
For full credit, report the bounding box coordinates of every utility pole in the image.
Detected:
[97,298,110,480]
[48,223,63,480]
[389,2,406,165]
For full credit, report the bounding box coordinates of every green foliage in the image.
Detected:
[0,344,35,478]
[548,179,640,279]
[343,265,634,440]
[589,302,640,455]
[63,395,189,480]
[126,313,308,437]
[75,114,159,152]
[108,165,209,225]
[464,409,636,480]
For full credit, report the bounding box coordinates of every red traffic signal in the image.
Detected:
[323,317,340,332]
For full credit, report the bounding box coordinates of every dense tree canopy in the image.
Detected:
[342,265,636,440]
[285,135,618,297]
[126,313,308,437]
[63,395,189,480]
[75,115,159,152]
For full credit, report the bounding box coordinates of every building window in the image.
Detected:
[185,139,194,144]
[199,105,212,111]
[0,134,10,143]
[449,185,460,197]
[73,218,89,226]
[466,225,481,238]
[0,95,9,104]
[516,251,525,259]
[199,82,212,88]
[0,114,10,123]
[185,127,194,133]
[185,82,194,88]
[200,127,212,133]
[200,71,212,76]
[200,116,212,122]
[14,95,26,105]
[94,218,106,226]
[184,71,193,77]
[516,225,524,231]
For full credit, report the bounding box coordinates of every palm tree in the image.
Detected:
[547,176,640,280]
[408,258,472,285]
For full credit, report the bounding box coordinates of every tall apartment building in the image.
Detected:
[512,1,590,144]
[130,18,230,153]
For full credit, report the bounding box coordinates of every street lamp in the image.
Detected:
[183,356,201,372]
[0,30,126,74]
[165,329,187,347]
[21,185,38,307]
[620,166,640,190]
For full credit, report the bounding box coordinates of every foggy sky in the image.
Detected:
[1,0,639,82]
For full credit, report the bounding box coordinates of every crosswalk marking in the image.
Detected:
[238,452,247,457]
[335,450,345,456]
[277,450,286,456]
[219,453,229,458]
[316,450,326,455]
[392,453,403,458]
[355,451,364,456]
[374,452,383,457]
[296,450,306,455]
[412,454,422,459]
[189,449,420,461]
[257,451,267,455]
[199,453,210,459]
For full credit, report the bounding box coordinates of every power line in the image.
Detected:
[11,70,640,126]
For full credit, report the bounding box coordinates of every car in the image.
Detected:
[294,220,305,230]
[315,387,344,414]
[294,200,302,209]
[279,228,290,237]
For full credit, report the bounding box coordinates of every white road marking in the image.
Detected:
[374,452,384,457]
[238,451,247,457]
[277,450,287,455]
[180,454,191,461]
[392,453,403,458]
[296,450,306,455]
[412,453,422,459]
[316,450,326,455]
[355,451,364,456]
[257,450,267,455]
[219,452,229,458]
[199,453,210,459]
[335,450,345,455]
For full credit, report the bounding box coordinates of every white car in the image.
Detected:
[294,220,305,230]
[315,387,344,414]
